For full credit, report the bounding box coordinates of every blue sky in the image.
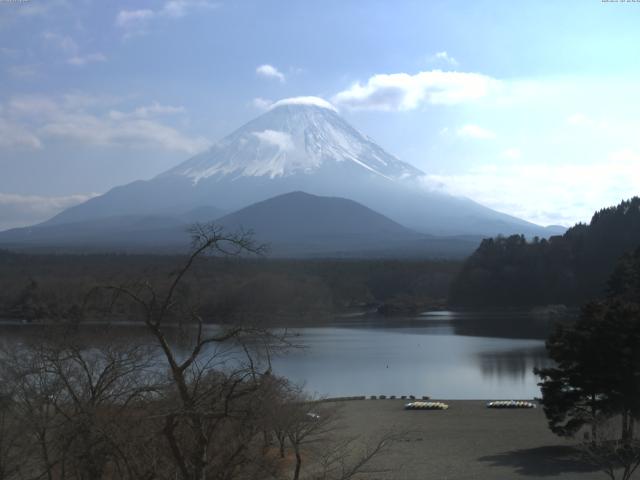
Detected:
[1,0,640,229]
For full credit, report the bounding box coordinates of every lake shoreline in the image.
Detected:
[0,304,579,327]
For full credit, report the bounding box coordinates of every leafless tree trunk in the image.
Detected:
[95,223,291,479]
[0,394,22,480]
[1,330,161,480]
[313,431,400,480]
[282,396,400,480]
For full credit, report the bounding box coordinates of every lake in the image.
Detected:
[271,311,557,400]
[0,310,561,400]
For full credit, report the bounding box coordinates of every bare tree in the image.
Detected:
[581,417,640,480]
[0,224,397,480]
[311,431,400,480]
[260,377,301,459]
[96,224,291,480]
[1,330,161,480]
[282,395,400,480]
[0,391,22,480]
[1,337,65,480]
[285,399,337,480]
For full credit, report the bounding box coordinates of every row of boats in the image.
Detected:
[404,401,449,410]
[486,400,536,409]
[404,400,537,410]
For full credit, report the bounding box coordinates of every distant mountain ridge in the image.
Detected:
[0,207,225,252]
[217,191,417,238]
[215,191,425,256]
[40,97,557,238]
[0,192,481,258]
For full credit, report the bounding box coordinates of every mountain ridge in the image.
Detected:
[36,98,558,238]
[0,191,482,258]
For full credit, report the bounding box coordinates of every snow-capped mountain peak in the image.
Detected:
[162,97,423,183]
[37,96,550,238]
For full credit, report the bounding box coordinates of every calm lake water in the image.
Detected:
[0,310,561,400]
[271,311,557,400]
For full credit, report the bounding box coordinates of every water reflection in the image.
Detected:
[0,311,559,399]
[331,309,570,340]
[423,310,564,340]
[478,346,550,383]
[271,327,551,399]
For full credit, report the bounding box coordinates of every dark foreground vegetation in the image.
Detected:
[451,197,640,307]
[536,247,640,479]
[0,225,399,480]
[0,249,460,324]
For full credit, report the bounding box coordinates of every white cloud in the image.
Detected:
[252,130,295,151]
[269,96,337,112]
[60,93,120,110]
[40,115,208,154]
[565,112,609,130]
[252,97,273,110]
[162,0,219,18]
[6,64,39,79]
[116,9,155,28]
[0,118,42,149]
[0,95,209,154]
[332,70,498,111]
[431,51,459,67]
[67,53,107,66]
[502,148,522,160]
[423,149,640,226]
[566,112,591,126]
[8,95,60,116]
[41,32,107,67]
[0,47,19,57]
[256,64,285,82]
[108,102,186,120]
[0,192,98,231]
[42,32,78,54]
[10,0,70,17]
[116,1,219,34]
[456,124,496,140]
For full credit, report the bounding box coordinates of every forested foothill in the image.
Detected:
[450,197,640,308]
[0,249,460,325]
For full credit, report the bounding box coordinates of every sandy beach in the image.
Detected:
[331,400,606,480]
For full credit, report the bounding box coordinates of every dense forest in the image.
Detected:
[0,251,460,323]
[450,197,640,307]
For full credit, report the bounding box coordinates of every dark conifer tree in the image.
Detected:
[536,248,640,443]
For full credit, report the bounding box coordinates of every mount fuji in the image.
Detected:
[0,96,562,254]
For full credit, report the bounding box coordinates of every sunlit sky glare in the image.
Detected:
[1,0,640,230]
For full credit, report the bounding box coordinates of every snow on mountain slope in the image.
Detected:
[38,96,555,238]
[161,97,423,183]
